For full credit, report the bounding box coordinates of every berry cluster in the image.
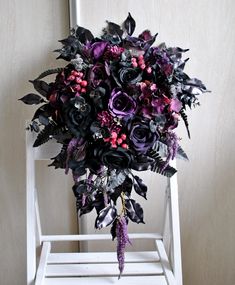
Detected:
[67,70,88,94]
[104,132,128,149]
[131,55,152,73]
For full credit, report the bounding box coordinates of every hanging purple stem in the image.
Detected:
[116,216,131,278]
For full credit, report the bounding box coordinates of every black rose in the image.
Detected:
[95,146,133,169]
[119,67,142,85]
[128,118,158,153]
[63,97,92,137]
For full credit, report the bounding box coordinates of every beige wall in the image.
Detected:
[0,1,235,285]
[0,1,73,284]
[78,2,235,284]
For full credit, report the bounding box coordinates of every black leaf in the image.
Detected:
[123,176,133,197]
[48,144,67,169]
[176,145,189,161]
[180,109,191,138]
[123,13,136,36]
[73,26,94,43]
[125,199,144,224]
[133,175,147,199]
[79,204,94,216]
[130,155,155,171]
[35,68,63,81]
[38,115,49,126]
[72,181,87,197]
[27,121,40,132]
[29,80,50,97]
[95,204,117,229]
[32,104,52,121]
[19,94,45,105]
[110,176,133,204]
[144,33,158,49]
[148,150,177,177]
[33,121,58,147]
[76,196,94,216]
[104,21,123,37]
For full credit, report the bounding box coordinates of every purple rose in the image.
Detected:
[129,119,158,153]
[90,41,108,60]
[109,88,136,117]
[88,63,107,88]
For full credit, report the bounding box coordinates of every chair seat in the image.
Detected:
[36,242,173,285]
[44,251,167,285]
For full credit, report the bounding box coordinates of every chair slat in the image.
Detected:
[44,276,168,285]
[41,233,162,242]
[46,262,163,277]
[48,251,160,264]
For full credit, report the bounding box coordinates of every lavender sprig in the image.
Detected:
[161,132,179,172]
[65,138,80,174]
[116,216,131,278]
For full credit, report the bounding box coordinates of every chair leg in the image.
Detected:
[35,242,51,285]
[156,240,176,285]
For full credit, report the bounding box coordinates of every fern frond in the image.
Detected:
[148,150,177,177]
[180,109,191,138]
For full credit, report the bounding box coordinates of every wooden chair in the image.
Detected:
[26,127,183,285]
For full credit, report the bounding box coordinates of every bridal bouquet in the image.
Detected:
[20,13,208,276]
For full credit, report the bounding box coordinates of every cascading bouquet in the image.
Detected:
[20,13,208,276]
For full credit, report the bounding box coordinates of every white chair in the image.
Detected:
[26,127,183,285]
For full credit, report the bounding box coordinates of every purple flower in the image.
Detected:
[116,217,131,278]
[170,98,182,112]
[138,29,153,41]
[90,41,108,60]
[128,119,158,153]
[88,63,107,88]
[109,88,137,117]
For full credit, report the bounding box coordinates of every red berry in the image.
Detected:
[121,134,126,140]
[122,143,128,149]
[140,64,146,70]
[72,70,79,76]
[67,75,75,81]
[74,85,81,91]
[81,80,88,87]
[111,131,118,139]
[117,138,123,144]
[81,88,86,93]
[76,77,82,84]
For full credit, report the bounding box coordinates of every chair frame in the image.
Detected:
[26,124,182,285]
